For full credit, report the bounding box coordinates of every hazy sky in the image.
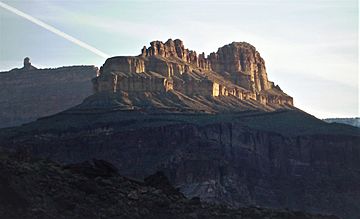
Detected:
[0,0,358,118]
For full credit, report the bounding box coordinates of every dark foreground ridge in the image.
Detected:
[0,150,338,219]
[1,110,359,218]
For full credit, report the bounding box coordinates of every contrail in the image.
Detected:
[0,1,110,59]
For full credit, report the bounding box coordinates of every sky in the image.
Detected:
[0,0,358,118]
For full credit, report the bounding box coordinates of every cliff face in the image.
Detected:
[94,39,293,109]
[0,59,98,128]
[0,151,338,219]
[1,110,359,219]
[139,39,270,92]
[209,42,271,91]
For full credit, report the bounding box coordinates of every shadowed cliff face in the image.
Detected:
[1,110,359,219]
[0,151,338,219]
[0,61,98,128]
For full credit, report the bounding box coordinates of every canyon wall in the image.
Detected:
[2,111,358,219]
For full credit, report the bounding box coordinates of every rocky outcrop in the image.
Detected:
[139,39,270,92]
[141,40,273,93]
[7,57,38,72]
[209,42,271,91]
[22,57,37,71]
[94,39,293,109]
[0,150,337,219]
[141,39,200,66]
[0,60,98,128]
[99,57,145,74]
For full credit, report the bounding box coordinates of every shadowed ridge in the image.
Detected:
[0,150,340,219]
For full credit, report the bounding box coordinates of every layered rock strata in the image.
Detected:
[94,39,293,107]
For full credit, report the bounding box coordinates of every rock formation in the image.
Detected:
[93,39,293,109]
[1,40,357,219]
[0,60,98,128]
[22,57,37,70]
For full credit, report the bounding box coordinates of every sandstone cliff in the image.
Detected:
[0,58,98,128]
[93,39,293,111]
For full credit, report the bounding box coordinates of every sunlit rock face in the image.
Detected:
[93,39,293,110]
[100,57,146,74]
[209,42,271,92]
